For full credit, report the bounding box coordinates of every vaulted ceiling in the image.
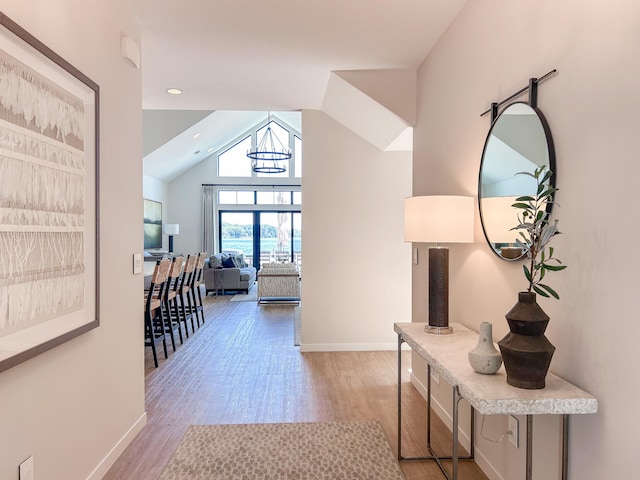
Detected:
[130,0,468,181]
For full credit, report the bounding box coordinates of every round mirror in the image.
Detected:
[478,102,556,261]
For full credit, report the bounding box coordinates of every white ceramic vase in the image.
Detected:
[468,322,502,375]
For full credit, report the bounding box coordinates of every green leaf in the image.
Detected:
[539,188,556,200]
[540,170,553,185]
[523,265,532,282]
[512,203,532,210]
[538,283,560,299]
[515,171,536,178]
[543,264,567,271]
[515,196,535,202]
[533,285,551,297]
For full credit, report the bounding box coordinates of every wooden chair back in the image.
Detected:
[146,258,171,311]
[151,258,171,284]
[169,256,184,280]
[179,254,197,292]
[193,252,207,286]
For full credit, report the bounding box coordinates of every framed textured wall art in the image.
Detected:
[0,13,100,373]
[143,199,162,249]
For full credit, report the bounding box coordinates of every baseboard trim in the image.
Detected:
[473,449,503,480]
[409,372,504,480]
[86,412,147,480]
[299,342,409,352]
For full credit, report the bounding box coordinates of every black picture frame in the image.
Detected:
[0,12,100,373]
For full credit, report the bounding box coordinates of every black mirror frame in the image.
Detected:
[478,101,557,261]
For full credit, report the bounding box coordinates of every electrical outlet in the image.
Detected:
[508,415,519,448]
[20,455,34,480]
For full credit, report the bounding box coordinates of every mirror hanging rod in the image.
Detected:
[480,69,557,117]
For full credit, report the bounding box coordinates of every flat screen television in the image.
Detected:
[143,199,162,249]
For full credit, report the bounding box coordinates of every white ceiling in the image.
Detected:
[143,110,301,182]
[131,0,468,181]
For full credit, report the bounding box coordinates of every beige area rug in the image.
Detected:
[159,422,405,480]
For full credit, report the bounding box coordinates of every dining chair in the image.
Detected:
[190,252,207,327]
[163,255,185,348]
[144,258,171,367]
[176,254,198,335]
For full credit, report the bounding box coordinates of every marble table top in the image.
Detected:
[395,322,598,416]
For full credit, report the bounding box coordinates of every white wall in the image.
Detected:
[0,2,145,479]
[413,1,640,479]
[166,159,209,255]
[143,174,168,206]
[301,110,412,350]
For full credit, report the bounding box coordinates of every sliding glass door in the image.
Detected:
[219,210,301,269]
[220,212,255,265]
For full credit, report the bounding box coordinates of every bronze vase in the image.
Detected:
[498,291,555,389]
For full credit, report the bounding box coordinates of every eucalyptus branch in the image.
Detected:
[510,165,567,299]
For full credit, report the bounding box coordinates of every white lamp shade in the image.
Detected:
[163,223,180,235]
[404,196,474,243]
[480,196,519,243]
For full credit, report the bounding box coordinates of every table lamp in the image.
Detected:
[404,196,474,334]
[480,196,522,259]
[163,223,179,253]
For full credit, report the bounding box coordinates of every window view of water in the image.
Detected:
[221,237,301,267]
[221,237,301,254]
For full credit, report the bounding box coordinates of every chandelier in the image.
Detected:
[247,114,291,173]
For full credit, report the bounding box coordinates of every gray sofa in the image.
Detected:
[203,252,256,295]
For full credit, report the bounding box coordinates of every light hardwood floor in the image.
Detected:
[103,293,488,480]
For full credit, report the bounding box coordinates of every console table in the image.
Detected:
[395,322,597,480]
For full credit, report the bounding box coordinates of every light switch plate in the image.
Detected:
[133,253,142,274]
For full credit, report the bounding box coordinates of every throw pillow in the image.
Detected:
[209,255,222,269]
[232,254,248,268]
[222,256,236,268]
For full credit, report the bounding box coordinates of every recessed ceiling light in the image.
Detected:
[207,147,214,153]
[166,88,183,95]
[193,133,201,139]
